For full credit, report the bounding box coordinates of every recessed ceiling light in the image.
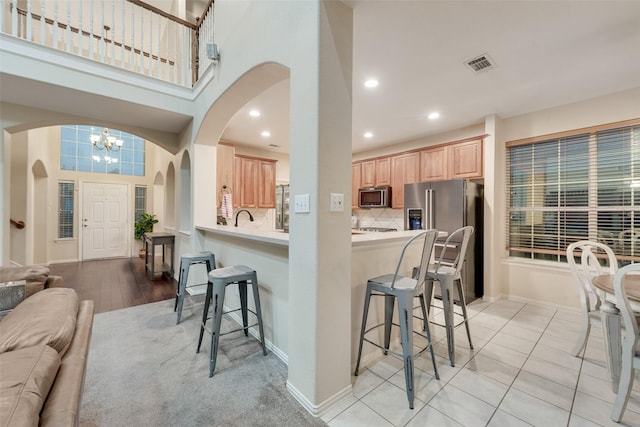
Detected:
[249,110,261,117]
[364,79,379,88]
[363,132,373,138]
[261,131,271,137]
[428,112,440,120]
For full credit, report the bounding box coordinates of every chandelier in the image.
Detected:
[90,127,123,152]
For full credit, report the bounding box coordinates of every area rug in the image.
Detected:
[80,298,326,427]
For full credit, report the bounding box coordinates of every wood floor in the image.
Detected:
[49,257,176,314]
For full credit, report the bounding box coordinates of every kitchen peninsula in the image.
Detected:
[195,225,446,368]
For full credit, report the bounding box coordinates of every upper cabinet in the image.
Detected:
[228,153,277,209]
[361,160,376,187]
[352,162,362,209]
[359,157,391,188]
[420,139,483,181]
[375,157,391,186]
[354,137,484,209]
[257,159,276,208]
[390,152,419,208]
[449,139,483,179]
[419,146,447,182]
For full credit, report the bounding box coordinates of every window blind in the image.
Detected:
[506,120,640,263]
[58,181,74,239]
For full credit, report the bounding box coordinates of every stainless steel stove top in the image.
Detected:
[357,227,398,232]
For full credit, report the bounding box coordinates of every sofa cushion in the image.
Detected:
[0,345,61,427]
[0,288,79,356]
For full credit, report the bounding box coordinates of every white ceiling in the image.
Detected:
[220,1,640,155]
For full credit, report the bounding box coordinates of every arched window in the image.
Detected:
[60,125,145,176]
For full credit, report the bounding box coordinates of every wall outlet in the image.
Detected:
[294,194,310,213]
[330,193,344,212]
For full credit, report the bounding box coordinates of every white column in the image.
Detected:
[287,0,353,412]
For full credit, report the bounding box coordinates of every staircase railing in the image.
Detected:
[1,0,215,88]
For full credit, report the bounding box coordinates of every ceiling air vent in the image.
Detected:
[466,54,496,73]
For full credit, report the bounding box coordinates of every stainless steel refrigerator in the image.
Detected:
[404,179,483,302]
[275,184,290,232]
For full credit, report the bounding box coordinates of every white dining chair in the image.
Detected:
[611,263,640,422]
[566,240,618,357]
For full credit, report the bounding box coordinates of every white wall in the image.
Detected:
[7,126,175,264]
[497,87,640,308]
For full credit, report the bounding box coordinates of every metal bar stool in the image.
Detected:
[197,265,267,377]
[174,251,216,324]
[423,225,474,367]
[354,230,440,409]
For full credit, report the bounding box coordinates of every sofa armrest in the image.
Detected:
[39,300,94,427]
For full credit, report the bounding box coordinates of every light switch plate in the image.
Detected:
[330,193,344,212]
[294,194,310,213]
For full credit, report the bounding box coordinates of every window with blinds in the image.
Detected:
[506,120,640,264]
[58,181,74,239]
[134,186,147,222]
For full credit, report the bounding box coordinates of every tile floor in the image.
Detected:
[321,298,640,427]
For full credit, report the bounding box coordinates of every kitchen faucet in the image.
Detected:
[234,209,254,227]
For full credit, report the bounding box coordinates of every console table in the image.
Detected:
[144,232,175,280]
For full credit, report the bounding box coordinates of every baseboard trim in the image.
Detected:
[225,307,288,364]
[286,380,352,417]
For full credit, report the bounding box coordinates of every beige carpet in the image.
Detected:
[80,298,326,426]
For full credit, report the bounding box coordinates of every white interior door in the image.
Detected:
[82,182,128,260]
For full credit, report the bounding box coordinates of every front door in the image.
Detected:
[82,182,128,260]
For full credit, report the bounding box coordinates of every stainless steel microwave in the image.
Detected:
[358,186,391,208]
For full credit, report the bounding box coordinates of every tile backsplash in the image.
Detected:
[352,208,404,230]
[221,207,405,231]
[219,208,274,230]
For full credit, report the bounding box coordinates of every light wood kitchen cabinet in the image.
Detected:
[375,157,391,186]
[257,160,276,208]
[360,157,391,188]
[449,139,483,179]
[390,152,419,208]
[419,146,447,182]
[352,162,362,209]
[240,157,259,208]
[361,160,376,187]
[234,155,277,209]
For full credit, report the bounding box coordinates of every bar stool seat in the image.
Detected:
[197,265,267,377]
[174,251,216,324]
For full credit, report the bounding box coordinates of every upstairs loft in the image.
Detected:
[0,0,219,152]
[2,0,217,87]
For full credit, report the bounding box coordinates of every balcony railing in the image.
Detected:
[1,0,215,87]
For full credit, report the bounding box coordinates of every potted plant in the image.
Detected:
[134,213,158,258]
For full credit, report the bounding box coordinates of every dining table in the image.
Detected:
[591,273,640,393]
